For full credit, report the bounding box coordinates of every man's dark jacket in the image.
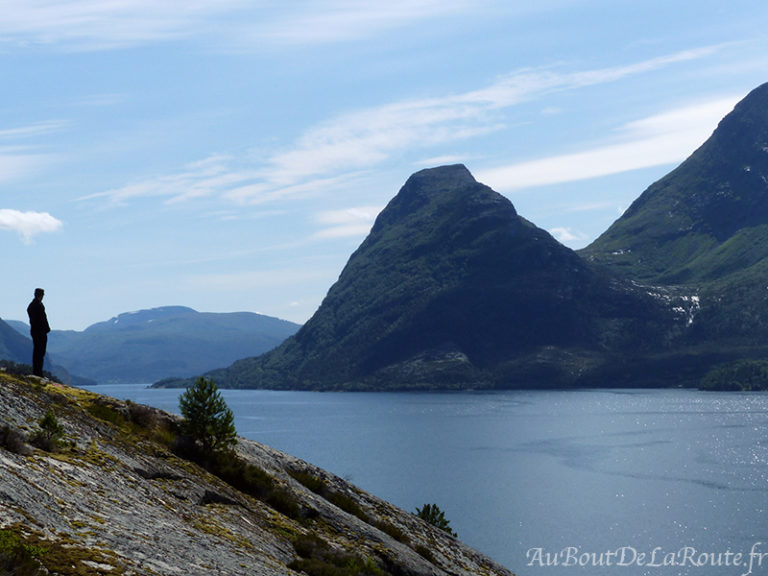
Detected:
[27,299,50,336]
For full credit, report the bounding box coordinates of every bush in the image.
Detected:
[700,359,768,391]
[0,425,29,455]
[289,533,388,576]
[30,410,64,452]
[415,503,456,536]
[126,401,157,429]
[178,377,236,453]
[289,469,370,522]
[0,529,46,576]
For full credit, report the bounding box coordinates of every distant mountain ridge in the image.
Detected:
[5,306,300,384]
[176,82,768,391]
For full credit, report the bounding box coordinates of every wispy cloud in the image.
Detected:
[0,0,240,50]
[0,209,63,243]
[236,0,496,47]
[313,206,381,239]
[0,121,69,139]
[477,96,740,191]
[81,46,726,209]
[0,0,486,51]
[0,150,51,184]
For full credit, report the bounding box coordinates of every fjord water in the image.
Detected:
[87,385,768,575]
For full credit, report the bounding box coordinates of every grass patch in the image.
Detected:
[289,534,389,576]
[174,440,302,521]
[0,529,47,576]
[288,469,370,523]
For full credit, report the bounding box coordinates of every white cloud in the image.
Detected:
[81,47,727,208]
[477,96,740,191]
[549,226,587,245]
[0,209,63,243]
[314,205,381,238]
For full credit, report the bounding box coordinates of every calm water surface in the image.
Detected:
[84,385,768,576]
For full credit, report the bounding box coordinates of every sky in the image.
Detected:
[1,0,766,331]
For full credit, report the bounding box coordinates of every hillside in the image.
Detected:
[7,306,300,384]
[0,372,512,575]
[581,82,768,350]
[0,318,32,366]
[188,165,690,391]
[582,82,768,284]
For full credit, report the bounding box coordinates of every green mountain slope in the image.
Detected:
[581,82,768,284]
[582,82,768,350]
[0,317,32,365]
[197,165,686,390]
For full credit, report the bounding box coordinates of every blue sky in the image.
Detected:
[1,1,766,330]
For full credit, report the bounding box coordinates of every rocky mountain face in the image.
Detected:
[0,372,512,576]
[6,306,300,384]
[195,165,689,391]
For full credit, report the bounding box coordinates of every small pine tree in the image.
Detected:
[415,503,456,536]
[178,377,237,453]
[31,409,64,452]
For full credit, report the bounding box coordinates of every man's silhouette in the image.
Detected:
[27,288,51,377]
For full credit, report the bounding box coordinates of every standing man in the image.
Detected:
[27,288,51,377]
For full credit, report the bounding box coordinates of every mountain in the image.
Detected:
[0,317,32,365]
[582,82,768,284]
[10,306,301,384]
[154,82,768,391]
[0,371,512,576]
[192,165,690,391]
[581,82,768,349]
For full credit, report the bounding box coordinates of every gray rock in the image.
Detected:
[0,374,515,575]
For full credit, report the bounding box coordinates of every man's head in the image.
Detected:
[34,288,44,299]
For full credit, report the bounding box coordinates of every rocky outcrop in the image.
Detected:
[0,372,513,575]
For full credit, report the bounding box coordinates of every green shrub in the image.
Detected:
[0,425,29,455]
[173,443,301,521]
[288,469,370,522]
[414,544,436,563]
[178,377,236,453]
[86,402,126,427]
[415,503,456,536]
[0,529,47,575]
[30,410,64,452]
[700,359,768,391]
[126,401,157,429]
[289,533,388,576]
[372,520,409,543]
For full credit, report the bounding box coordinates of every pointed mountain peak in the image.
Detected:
[370,164,515,236]
[404,164,477,190]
